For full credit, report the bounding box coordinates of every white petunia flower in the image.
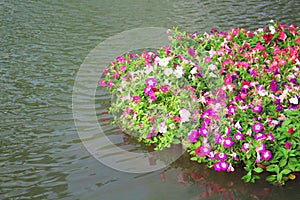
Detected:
[179,108,191,123]
[290,96,299,104]
[190,67,197,75]
[158,57,171,67]
[269,25,276,34]
[164,68,173,76]
[174,66,184,78]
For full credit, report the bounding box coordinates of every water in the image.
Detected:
[1,0,300,199]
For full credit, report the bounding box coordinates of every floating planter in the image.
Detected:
[99,21,300,185]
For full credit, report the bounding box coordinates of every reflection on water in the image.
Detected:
[1,0,300,199]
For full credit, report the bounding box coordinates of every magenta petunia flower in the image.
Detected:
[252,104,262,113]
[188,129,199,143]
[145,78,157,88]
[215,134,222,145]
[213,162,222,171]
[252,123,264,133]
[284,142,292,150]
[120,65,126,73]
[199,127,209,137]
[216,152,227,161]
[227,105,236,115]
[242,143,250,151]
[256,143,266,153]
[266,133,274,141]
[262,150,272,161]
[144,87,153,96]
[220,161,229,171]
[254,133,266,141]
[160,85,169,93]
[187,48,196,57]
[172,116,181,122]
[133,95,140,102]
[234,132,244,141]
[223,137,234,148]
[225,126,231,136]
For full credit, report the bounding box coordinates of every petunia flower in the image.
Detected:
[228,105,236,115]
[216,152,227,161]
[160,85,169,93]
[252,123,264,133]
[213,162,222,172]
[288,127,294,134]
[179,108,191,123]
[199,127,209,137]
[195,146,210,157]
[254,133,266,141]
[99,79,106,87]
[284,142,292,150]
[107,80,114,88]
[145,78,157,88]
[234,132,244,141]
[256,143,266,153]
[188,129,199,143]
[242,143,250,151]
[223,137,234,148]
[220,161,229,171]
[262,150,272,161]
[289,96,298,104]
[270,80,278,93]
[252,104,262,113]
[266,133,274,141]
[164,68,173,76]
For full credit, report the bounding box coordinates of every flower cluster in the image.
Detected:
[100,21,300,185]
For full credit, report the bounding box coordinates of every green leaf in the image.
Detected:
[279,158,287,168]
[266,164,279,173]
[266,175,276,182]
[253,167,264,173]
[277,173,283,182]
[281,169,291,175]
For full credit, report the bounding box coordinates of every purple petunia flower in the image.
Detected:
[216,152,227,161]
[262,150,272,161]
[188,129,199,143]
[223,137,234,148]
[276,105,283,112]
[252,104,262,113]
[187,48,196,57]
[270,80,278,93]
[234,132,244,141]
[252,123,264,133]
[145,78,157,88]
[199,127,209,137]
[144,87,153,96]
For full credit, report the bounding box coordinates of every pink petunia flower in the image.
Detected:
[266,133,274,141]
[99,79,106,87]
[160,85,170,93]
[195,146,210,157]
[107,80,114,88]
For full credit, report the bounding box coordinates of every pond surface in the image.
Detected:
[1,0,300,199]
